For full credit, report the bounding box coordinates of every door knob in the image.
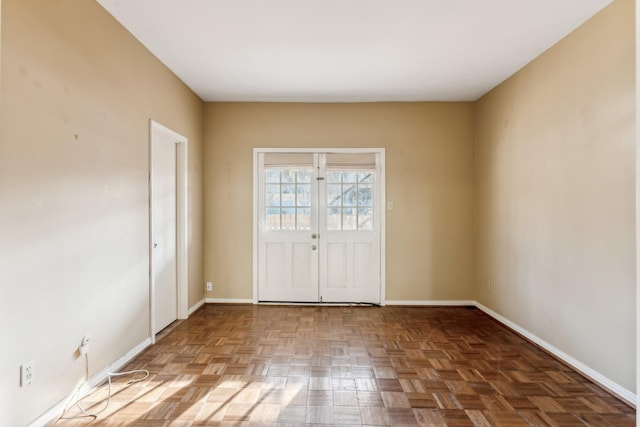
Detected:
[311,245,317,250]
[153,242,158,248]
[311,233,318,239]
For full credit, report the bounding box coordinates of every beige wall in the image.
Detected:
[203,102,475,301]
[636,0,640,409]
[0,1,204,424]
[475,0,635,392]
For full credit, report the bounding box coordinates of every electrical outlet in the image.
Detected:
[205,282,213,291]
[79,334,92,355]
[20,361,34,387]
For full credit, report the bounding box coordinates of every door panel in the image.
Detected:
[260,233,318,301]
[354,243,373,288]
[265,242,286,288]
[320,233,380,302]
[292,243,314,288]
[151,133,177,332]
[326,243,346,288]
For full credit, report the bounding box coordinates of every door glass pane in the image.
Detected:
[297,184,311,206]
[281,169,295,183]
[343,172,358,183]
[297,170,311,183]
[297,208,311,230]
[264,168,314,231]
[358,172,373,183]
[343,208,356,230]
[266,170,280,183]
[327,207,341,230]
[281,208,295,230]
[327,171,341,183]
[343,184,357,206]
[358,208,373,230]
[358,185,372,206]
[266,184,280,206]
[281,184,296,206]
[327,184,342,207]
[325,170,374,230]
[266,208,280,230]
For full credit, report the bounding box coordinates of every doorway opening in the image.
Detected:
[253,149,386,305]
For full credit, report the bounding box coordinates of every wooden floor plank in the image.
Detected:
[50,305,635,426]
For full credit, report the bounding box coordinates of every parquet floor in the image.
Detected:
[52,304,635,426]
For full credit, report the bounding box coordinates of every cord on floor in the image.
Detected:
[59,353,150,420]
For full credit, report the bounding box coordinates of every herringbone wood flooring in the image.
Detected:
[52,304,635,426]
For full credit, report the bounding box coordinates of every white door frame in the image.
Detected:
[253,148,386,305]
[149,120,189,343]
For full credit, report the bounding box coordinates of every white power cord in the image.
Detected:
[60,353,150,420]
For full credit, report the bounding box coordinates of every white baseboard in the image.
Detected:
[188,298,205,315]
[386,300,476,306]
[208,299,477,307]
[29,337,153,427]
[205,298,253,304]
[475,302,636,407]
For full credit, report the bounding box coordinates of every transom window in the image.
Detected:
[265,168,312,230]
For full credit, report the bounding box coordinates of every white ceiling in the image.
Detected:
[96,0,612,102]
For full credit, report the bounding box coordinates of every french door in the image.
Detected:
[256,150,384,304]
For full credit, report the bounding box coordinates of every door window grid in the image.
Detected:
[327,171,374,230]
[265,169,312,230]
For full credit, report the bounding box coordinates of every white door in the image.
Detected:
[319,153,381,303]
[258,153,318,302]
[151,131,178,332]
[257,151,382,304]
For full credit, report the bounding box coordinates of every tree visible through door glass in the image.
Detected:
[265,169,312,230]
[326,170,374,230]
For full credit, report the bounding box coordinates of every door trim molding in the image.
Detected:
[252,148,386,305]
[149,120,189,344]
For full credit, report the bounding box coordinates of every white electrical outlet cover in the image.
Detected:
[21,361,34,386]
